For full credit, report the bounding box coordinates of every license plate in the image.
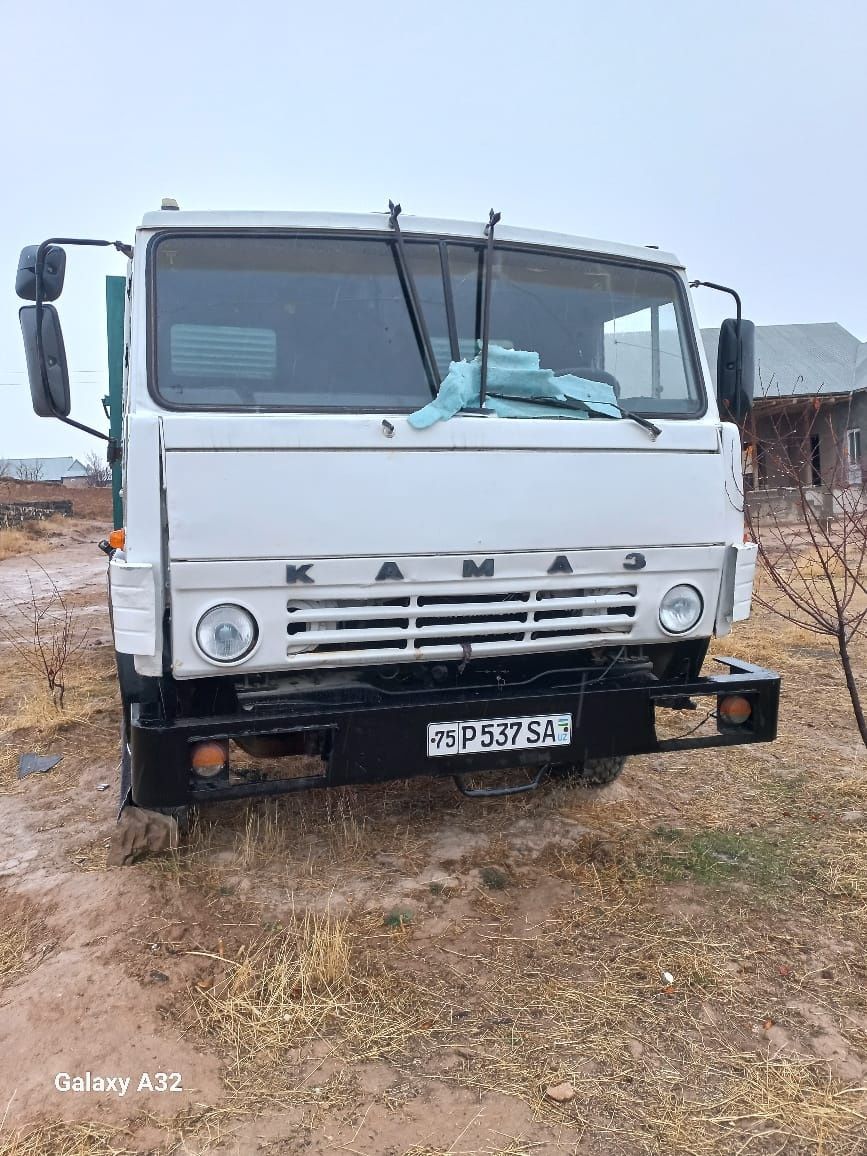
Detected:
[427,713,572,757]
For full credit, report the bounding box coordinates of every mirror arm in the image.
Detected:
[688,280,742,323]
[34,237,132,441]
[59,414,110,442]
[689,279,746,407]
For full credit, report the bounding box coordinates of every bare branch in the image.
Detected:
[84,451,112,488]
[746,393,867,746]
[0,562,89,709]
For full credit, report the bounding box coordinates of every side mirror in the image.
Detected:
[15,244,67,302]
[19,305,71,417]
[717,317,754,422]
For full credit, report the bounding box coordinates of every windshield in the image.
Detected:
[150,233,702,415]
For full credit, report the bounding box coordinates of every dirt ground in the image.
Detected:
[0,480,113,521]
[1,521,867,1155]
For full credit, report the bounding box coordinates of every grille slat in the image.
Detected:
[284,591,632,625]
[285,583,638,664]
[291,612,633,648]
[283,632,634,668]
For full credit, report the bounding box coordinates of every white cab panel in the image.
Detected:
[732,542,758,621]
[109,558,157,656]
[121,413,166,674]
[162,418,725,562]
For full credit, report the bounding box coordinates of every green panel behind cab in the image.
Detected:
[105,275,125,530]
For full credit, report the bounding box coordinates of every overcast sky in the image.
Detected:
[1,0,865,460]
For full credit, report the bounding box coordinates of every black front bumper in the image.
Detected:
[128,656,780,808]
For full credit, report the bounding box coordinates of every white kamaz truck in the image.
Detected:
[16,205,779,811]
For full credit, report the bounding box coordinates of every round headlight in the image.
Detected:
[659,584,703,635]
[196,604,258,663]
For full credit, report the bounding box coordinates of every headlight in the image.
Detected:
[659,584,703,634]
[196,604,258,663]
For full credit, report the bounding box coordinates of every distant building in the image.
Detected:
[702,323,867,493]
[0,456,89,487]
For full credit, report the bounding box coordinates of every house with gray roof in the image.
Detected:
[0,456,89,485]
[701,323,867,492]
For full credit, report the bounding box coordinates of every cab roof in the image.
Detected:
[138,210,683,269]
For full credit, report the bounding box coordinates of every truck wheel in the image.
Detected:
[549,756,627,787]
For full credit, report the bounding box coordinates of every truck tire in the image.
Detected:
[550,756,627,787]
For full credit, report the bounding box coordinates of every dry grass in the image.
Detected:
[232,784,418,865]
[150,779,445,901]
[190,909,439,1077]
[0,646,118,786]
[808,829,867,911]
[401,1143,539,1156]
[0,890,54,992]
[415,879,867,1152]
[699,1052,867,1153]
[174,798,867,1150]
[192,909,352,1058]
[0,922,29,989]
[0,529,35,562]
[0,1123,137,1156]
[0,518,65,562]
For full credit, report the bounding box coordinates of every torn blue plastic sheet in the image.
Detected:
[408,346,620,429]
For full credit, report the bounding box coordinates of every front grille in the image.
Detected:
[285,583,638,668]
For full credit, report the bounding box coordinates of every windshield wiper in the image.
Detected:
[478,208,501,410]
[388,199,439,399]
[486,390,662,439]
[605,402,662,439]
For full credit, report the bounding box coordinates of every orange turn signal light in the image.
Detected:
[190,740,229,778]
[108,528,126,550]
[718,694,752,726]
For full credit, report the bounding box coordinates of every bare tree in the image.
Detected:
[84,451,112,488]
[16,460,44,482]
[0,458,10,479]
[746,397,867,746]
[0,564,89,709]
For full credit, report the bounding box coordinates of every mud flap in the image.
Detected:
[117,705,132,821]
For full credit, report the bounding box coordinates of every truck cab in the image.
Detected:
[16,208,779,809]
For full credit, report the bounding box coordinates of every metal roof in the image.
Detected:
[138,209,683,269]
[702,323,867,400]
[0,456,87,482]
[855,344,867,393]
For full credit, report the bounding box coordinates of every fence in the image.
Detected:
[746,486,867,525]
[0,500,73,529]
